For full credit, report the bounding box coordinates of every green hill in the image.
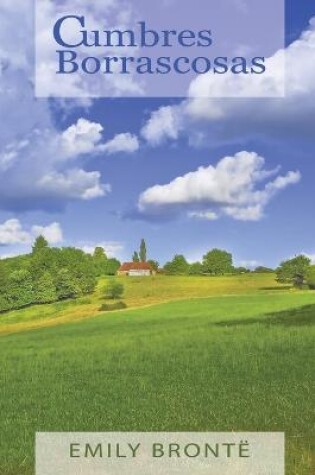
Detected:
[1,289,315,474]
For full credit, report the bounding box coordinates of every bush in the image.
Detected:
[99,301,127,311]
[104,280,124,300]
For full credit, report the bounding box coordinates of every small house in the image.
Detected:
[117,262,154,277]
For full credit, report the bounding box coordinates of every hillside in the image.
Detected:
[0,273,289,336]
[0,291,315,474]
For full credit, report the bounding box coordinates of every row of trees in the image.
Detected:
[163,249,267,275]
[0,237,122,313]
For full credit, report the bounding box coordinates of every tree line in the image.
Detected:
[1,236,314,313]
[0,237,121,313]
[162,249,273,276]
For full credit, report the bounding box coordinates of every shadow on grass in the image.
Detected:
[215,304,315,328]
[259,286,292,291]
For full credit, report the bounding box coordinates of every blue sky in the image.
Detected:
[0,0,315,268]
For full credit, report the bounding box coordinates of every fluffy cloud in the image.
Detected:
[138,151,301,221]
[31,222,63,244]
[0,3,138,212]
[141,106,182,146]
[142,19,315,146]
[101,133,139,154]
[0,219,63,245]
[0,2,110,211]
[60,119,139,158]
[60,119,104,158]
[80,241,124,258]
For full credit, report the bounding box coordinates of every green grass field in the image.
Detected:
[0,275,314,474]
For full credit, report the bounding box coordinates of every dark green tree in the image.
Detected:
[55,269,80,300]
[164,255,189,275]
[139,239,147,262]
[34,271,57,304]
[6,270,33,309]
[0,261,8,292]
[93,247,108,277]
[30,247,59,280]
[93,247,107,260]
[57,248,96,294]
[132,251,140,262]
[32,235,49,254]
[202,249,233,275]
[189,262,204,275]
[276,255,311,287]
[104,280,124,300]
[103,258,121,276]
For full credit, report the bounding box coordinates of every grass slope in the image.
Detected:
[0,291,315,474]
[0,273,289,335]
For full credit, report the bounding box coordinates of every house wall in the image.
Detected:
[128,270,151,277]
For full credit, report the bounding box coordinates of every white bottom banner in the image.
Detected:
[36,432,285,475]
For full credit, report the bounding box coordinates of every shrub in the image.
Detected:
[99,301,127,311]
[104,280,124,300]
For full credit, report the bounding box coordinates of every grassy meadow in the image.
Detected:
[0,273,289,335]
[0,274,314,474]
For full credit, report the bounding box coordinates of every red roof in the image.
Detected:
[119,262,152,271]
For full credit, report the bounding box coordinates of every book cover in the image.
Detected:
[0,0,314,474]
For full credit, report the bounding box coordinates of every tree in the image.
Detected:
[276,255,311,287]
[103,258,121,276]
[55,269,80,300]
[139,239,147,262]
[132,251,140,262]
[30,247,58,280]
[32,235,49,254]
[93,247,108,277]
[34,272,57,304]
[6,270,33,309]
[189,262,204,275]
[164,255,189,275]
[57,248,97,294]
[202,249,233,275]
[0,262,8,292]
[104,280,124,300]
[93,247,107,261]
[254,266,274,273]
[147,260,159,271]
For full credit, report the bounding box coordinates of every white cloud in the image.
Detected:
[60,119,140,158]
[0,219,63,245]
[80,241,124,258]
[141,106,182,146]
[101,133,139,154]
[60,119,104,158]
[38,169,110,201]
[31,222,63,244]
[138,151,301,221]
[0,219,30,245]
[0,3,138,212]
[141,19,315,146]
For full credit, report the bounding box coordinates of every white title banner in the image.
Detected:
[36,432,285,474]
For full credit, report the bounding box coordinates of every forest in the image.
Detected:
[0,236,120,313]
